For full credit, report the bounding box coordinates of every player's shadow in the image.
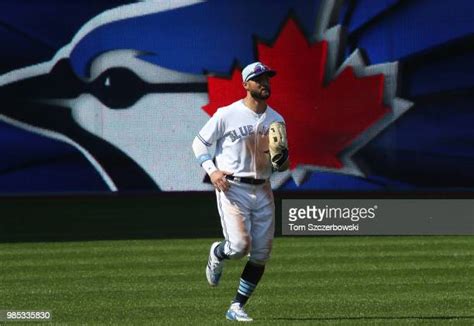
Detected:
[273,315,474,322]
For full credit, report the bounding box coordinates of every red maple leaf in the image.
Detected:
[203,19,389,170]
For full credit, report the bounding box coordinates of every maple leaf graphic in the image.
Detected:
[203,18,412,187]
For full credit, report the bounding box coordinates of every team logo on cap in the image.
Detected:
[253,64,268,74]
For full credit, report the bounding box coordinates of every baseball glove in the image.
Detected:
[268,121,289,171]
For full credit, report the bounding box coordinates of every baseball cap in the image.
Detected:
[242,62,276,82]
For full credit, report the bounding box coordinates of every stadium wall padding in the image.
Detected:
[2,192,473,242]
[0,193,222,242]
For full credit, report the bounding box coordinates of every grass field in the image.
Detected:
[0,236,473,325]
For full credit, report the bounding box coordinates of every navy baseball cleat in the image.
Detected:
[206,242,225,286]
[226,302,253,322]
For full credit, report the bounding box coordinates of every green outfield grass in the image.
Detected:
[0,236,473,325]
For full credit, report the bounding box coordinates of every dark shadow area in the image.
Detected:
[1,191,473,243]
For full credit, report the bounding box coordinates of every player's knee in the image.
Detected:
[249,248,271,264]
[228,238,250,260]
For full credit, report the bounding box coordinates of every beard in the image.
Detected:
[250,88,271,100]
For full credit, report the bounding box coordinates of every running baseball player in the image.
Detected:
[192,61,289,321]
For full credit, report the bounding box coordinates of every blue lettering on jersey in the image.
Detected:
[259,125,269,136]
[226,125,255,142]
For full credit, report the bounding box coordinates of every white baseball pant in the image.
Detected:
[215,179,275,264]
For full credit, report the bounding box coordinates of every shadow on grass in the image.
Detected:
[273,315,474,321]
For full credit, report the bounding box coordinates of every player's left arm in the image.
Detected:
[268,121,289,172]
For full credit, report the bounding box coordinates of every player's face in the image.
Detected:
[247,73,271,100]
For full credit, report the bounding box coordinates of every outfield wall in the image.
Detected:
[2,192,473,242]
[0,193,221,242]
[1,192,300,242]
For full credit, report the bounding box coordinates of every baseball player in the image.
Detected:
[192,61,289,321]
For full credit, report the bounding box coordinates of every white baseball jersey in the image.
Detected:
[193,99,284,263]
[197,99,285,179]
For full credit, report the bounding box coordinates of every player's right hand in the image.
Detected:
[210,170,232,192]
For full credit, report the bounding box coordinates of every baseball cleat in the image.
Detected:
[226,302,253,322]
[206,241,225,286]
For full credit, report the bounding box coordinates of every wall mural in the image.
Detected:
[0,0,472,193]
